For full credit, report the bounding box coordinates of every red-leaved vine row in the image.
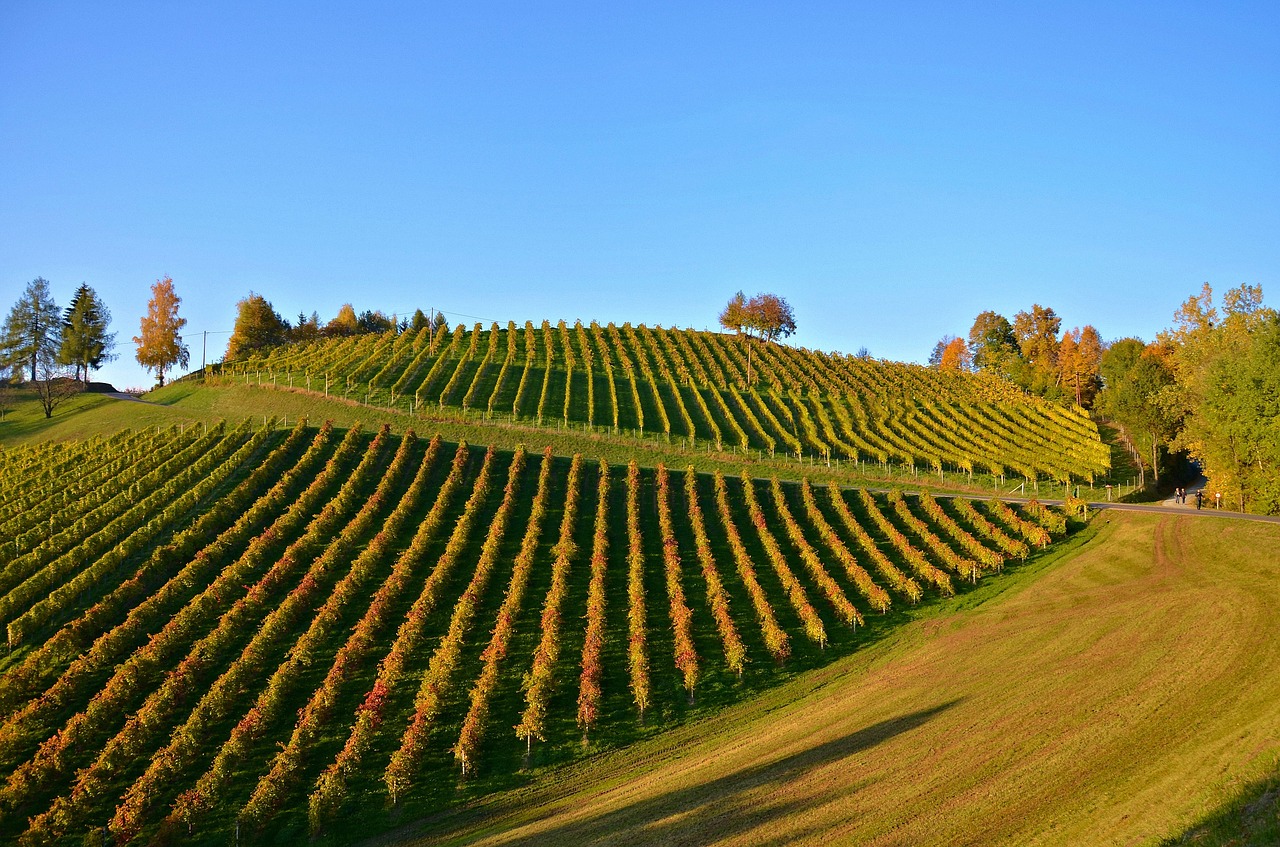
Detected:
[229,434,443,835]
[0,422,355,821]
[0,419,311,719]
[851,488,953,596]
[767,476,862,628]
[950,497,1030,562]
[916,491,1005,572]
[2,424,381,836]
[295,442,484,835]
[986,499,1052,548]
[712,472,789,662]
[576,460,611,737]
[516,453,584,749]
[625,460,651,717]
[22,426,408,844]
[739,474,827,647]
[682,467,746,677]
[114,434,440,841]
[886,490,981,583]
[655,464,699,696]
[454,446,556,774]
[795,480,891,613]
[818,482,922,603]
[383,446,528,804]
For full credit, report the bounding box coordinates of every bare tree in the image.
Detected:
[34,358,81,419]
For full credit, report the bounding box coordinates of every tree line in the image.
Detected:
[933,285,1278,513]
[929,305,1105,407]
[2,276,194,417]
[224,293,449,362]
[2,278,115,418]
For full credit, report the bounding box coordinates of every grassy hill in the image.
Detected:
[371,510,1280,847]
[0,416,1071,845]
[2,334,1270,846]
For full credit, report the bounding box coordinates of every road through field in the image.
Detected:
[378,511,1280,846]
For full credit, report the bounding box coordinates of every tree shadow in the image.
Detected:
[400,698,960,846]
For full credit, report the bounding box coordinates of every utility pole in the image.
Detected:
[202,330,207,376]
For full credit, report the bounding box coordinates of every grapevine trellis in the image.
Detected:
[227,322,1111,484]
[0,425,1073,844]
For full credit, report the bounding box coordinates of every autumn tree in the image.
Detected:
[1161,283,1278,511]
[57,283,116,383]
[720,291,796,384]
[967,311,1020,378]
[134,276,189,387]
[928,335,970,370]
[2,277,60,382]
[290,311,323,344]
[1013,305,1062,395]
[325,303,359,337]
[940,337,971,371]
[226,292,290,361]
[1057,325,1103,406]
[719,291,797,342]
[718,291,749,335]
[745,293,797,342]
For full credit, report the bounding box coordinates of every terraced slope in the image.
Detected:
[229,322,1109,483]
[0,422,1071,845]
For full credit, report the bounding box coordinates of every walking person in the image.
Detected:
[1195,490,1203,510]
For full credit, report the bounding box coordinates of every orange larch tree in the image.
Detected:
[134,276,189,387]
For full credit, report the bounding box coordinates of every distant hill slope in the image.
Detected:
[227,322,1109,483]
[0,420,1072,844]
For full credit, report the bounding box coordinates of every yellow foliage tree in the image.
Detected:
[134,276,189,387]
[326,303,359,336]
[939,336,971,371]
[1059,325,1103,406]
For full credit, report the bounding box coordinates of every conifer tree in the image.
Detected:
[2,277,60,382]
[58,283,116,383]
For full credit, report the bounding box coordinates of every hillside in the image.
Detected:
[372,510,1280,847]
[227,322,1110,484]
[0,419,1071,845]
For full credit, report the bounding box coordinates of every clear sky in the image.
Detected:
[2,1,1276,389]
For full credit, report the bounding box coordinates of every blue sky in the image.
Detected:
[2,2,1276,389]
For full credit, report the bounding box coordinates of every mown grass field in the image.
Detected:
[372,511,1280,846]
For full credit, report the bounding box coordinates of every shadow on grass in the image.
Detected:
[396,699,960,846]
[1162,756,1280,847]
